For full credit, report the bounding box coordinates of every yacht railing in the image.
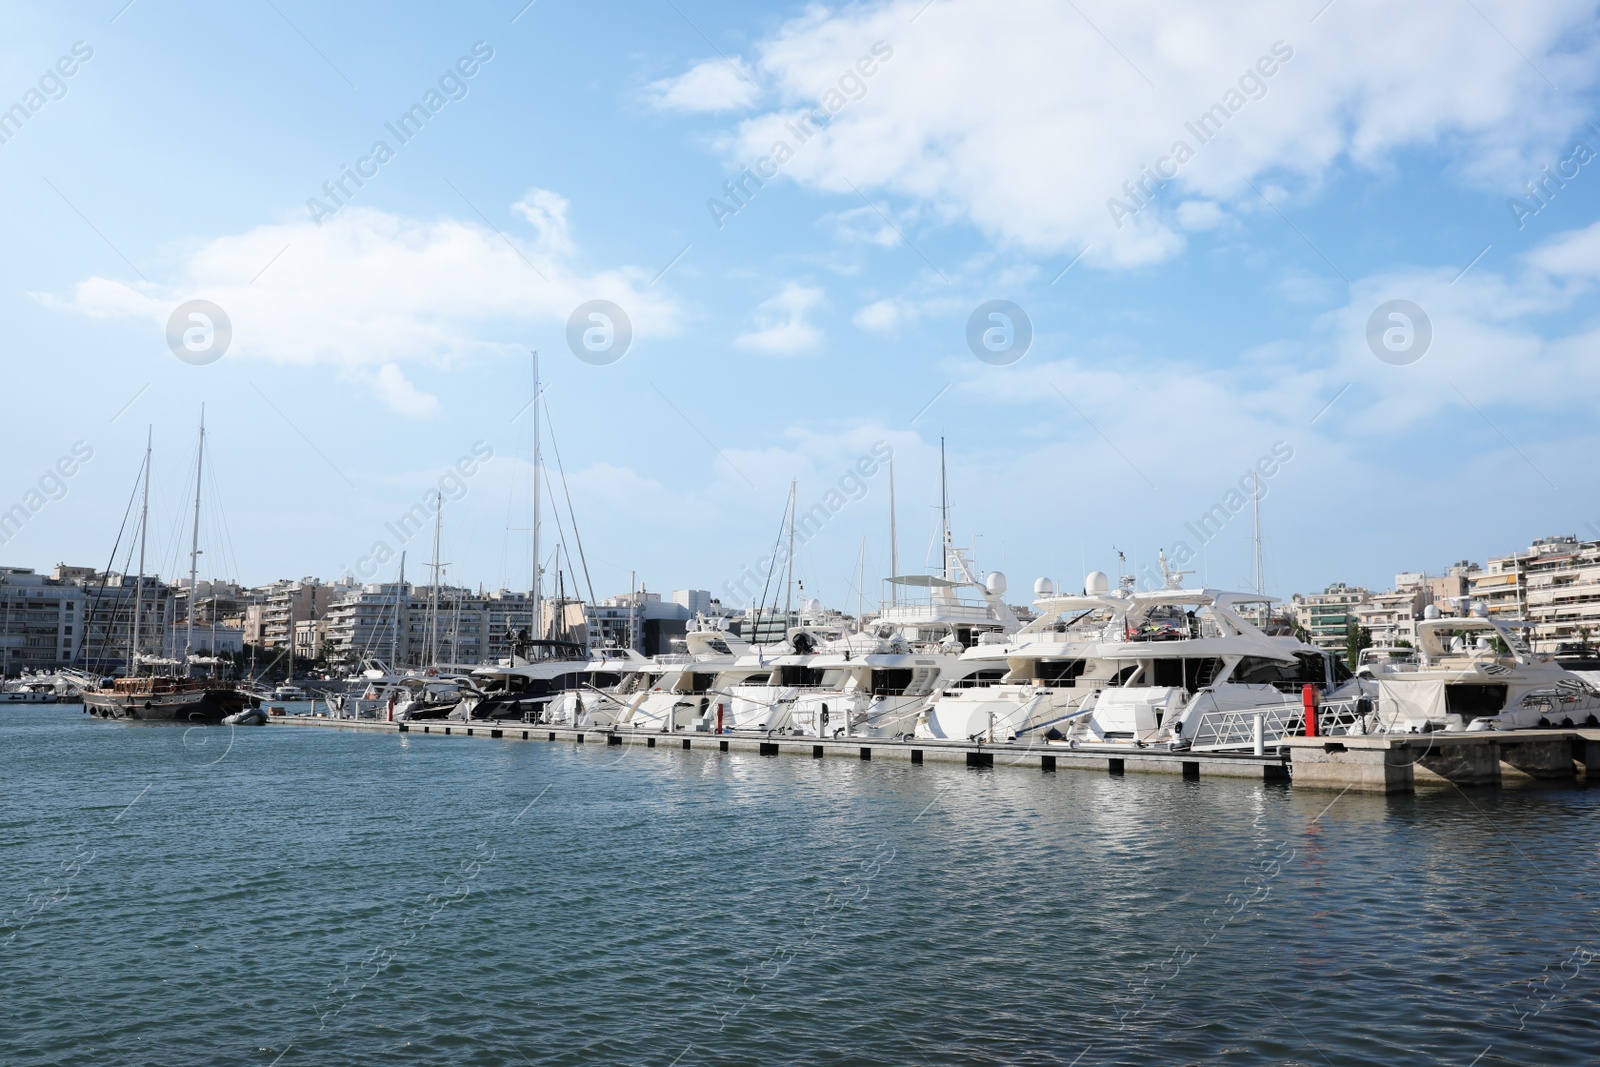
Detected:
[1186,695,1370,753]
[879,602,997,623]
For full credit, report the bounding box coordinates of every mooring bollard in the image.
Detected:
[1252,709,1265,756]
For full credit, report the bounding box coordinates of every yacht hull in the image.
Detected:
[83,687,257,724]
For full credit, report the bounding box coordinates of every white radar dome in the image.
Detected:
[1084,571,1111,596]
[985,571,1007,597]
[1034,577,1055,597]
[1471,601,1488,618]
[1423,604,1441,620]
[806,598,823,615]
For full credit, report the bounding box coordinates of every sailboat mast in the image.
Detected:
[393,553,405,667]
[184,409,205,676]
[783,479,797,620]
[857,535,866,627]
[888,454,898,606]
[130,427,151,675]
[1252,471,1264,595]
[940,437,951,581]
[428,502,442,666]
[531,349,542,642]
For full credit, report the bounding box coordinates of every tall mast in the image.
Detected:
[940,437,951,581]
[428,502,442,666]
[888,454,898,605]
[392,553,405,667]
[130,426,151,675]
[531,350,542,642]
[857,535,866,627]
[285,585,294,684]
[783,479,797,620]
[1252,471,1264,595]
[184,408,205,676]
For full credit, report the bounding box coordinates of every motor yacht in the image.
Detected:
[1365,611,1600,732]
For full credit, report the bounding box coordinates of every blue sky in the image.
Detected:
[3,0,1600,611]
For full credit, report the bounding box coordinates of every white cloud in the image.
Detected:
[1175,200,1225,231]
[675,0,1599,267]
[853,298,903,332]
[734,283,825,354]
[41,189,679,415]
[373,362,441,418]
[645,57,760,112]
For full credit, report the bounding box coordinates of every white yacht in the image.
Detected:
[716,607,854,732]
[919,558,1358,749]
[555,624,750,731]
[460,640,639,723]
[1365,611,1600,733]
[786,562,1020,739]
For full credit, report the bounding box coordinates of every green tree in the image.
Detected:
[1345,620,1373,668]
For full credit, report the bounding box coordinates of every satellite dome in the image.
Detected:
[806,598,823,615]
[1084,571,1111,596]
[1034,577,1055,597]
[1423,604,1441,620]
[985,571,1007,597]
[1471,601,1488,618]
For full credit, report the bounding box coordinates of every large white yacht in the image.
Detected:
[919,557,1358,749]
[785,555,1020,739]
[1363,610,1600,732]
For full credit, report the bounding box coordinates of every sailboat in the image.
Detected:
[83,414,260,724]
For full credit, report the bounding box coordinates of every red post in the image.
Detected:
[1302,684,1318,737]
[716,702,725,734]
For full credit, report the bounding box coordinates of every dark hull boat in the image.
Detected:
[83,678,257,724]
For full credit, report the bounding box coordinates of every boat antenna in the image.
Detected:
[184,406,205,677]
[130,427,151,676]
[1252,470,1264,596]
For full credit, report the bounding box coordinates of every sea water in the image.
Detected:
[4,706,1599,1066]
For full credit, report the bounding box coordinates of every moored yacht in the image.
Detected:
[787,561,1019,739]
[1365,611,1600,732]
[919,557,1359,749]
[83,418,258,725]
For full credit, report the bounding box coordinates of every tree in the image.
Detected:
[1346,620,1373,668]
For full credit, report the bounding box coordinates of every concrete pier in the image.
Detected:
[1282,729,1600,793]
[273,715,1289,782]
[272,716,1600,795]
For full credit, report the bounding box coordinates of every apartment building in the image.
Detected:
[1289,583,1371,652]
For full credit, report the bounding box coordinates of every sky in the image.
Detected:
[2,0,1600,613]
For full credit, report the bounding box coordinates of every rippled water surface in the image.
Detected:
[4,707,1600,1066]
